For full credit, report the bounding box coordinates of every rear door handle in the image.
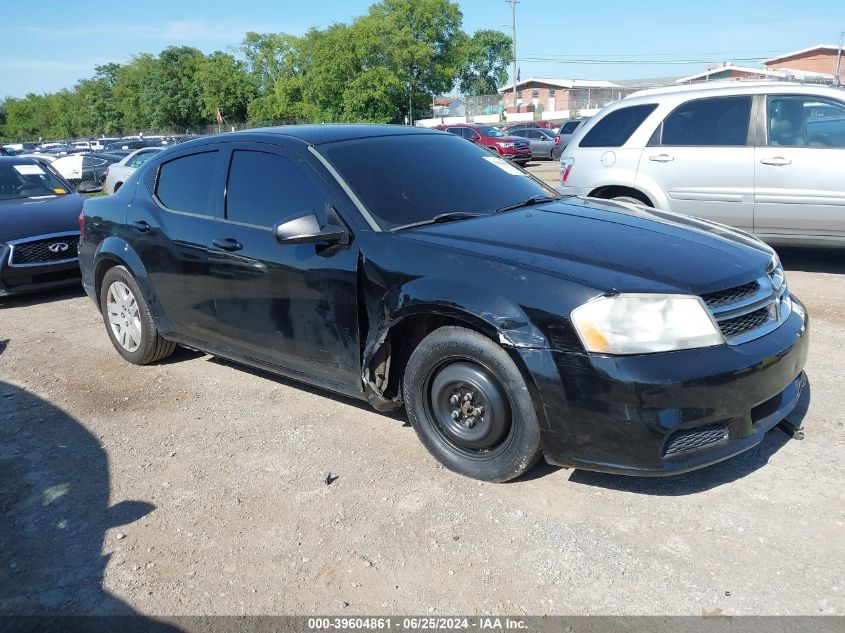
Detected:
[129,220,151,232]
[648,154,674,162]
[211,237,243,252]
[760,156,792,166]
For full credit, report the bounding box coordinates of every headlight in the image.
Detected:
[498,142,515,148]
[571,294,724,354]
[769,255,786,292]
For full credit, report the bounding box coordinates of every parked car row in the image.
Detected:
[435,123,533,164]
[559,81,845,248]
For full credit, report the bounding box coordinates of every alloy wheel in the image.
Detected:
[106,281,142,352]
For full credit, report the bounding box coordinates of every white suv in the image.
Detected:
[559,81,845,248]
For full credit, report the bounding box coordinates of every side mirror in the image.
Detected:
[468,133,481,142]
[76,181,102,194]
[274,210,346,245]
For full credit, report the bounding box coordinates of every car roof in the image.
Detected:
[0,156,39,165]
[241,124,442,145]
[625,80,845,102]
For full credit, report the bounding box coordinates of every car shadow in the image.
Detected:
[0,382,180,631]
[0,285,85,309]
[518,379,811,495]
[776,247,845,274]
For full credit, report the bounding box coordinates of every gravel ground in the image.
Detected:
[0,186,843,617]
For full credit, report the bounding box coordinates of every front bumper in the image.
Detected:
[518,299,809,476]
[0,244,81,297]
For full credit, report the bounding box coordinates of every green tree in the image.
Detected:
[457,29,513,95]
[196,51,256,124]
[112,54,157,132]
[139,46,206,131]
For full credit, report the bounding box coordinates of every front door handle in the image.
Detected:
[648,154,674,162]
[760,156,792,166]
[211,237,243,252]
[129,220,151,232]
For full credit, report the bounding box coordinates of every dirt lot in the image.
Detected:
[1,186,843,617]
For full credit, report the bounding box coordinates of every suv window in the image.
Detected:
[156,151,218,215]
[560,121,581,134]
[768,95,845,148]
[445,127,463,136]
[226,150,328,227]
[579,104,657,147]
[661,96,751,146]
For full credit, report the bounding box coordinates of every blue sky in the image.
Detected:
[1,0,842,97]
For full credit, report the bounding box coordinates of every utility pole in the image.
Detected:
[835,31,844,87]
[506,0,519,114]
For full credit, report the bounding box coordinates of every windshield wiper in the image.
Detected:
[392,212,488,232]
[495,194,559,214]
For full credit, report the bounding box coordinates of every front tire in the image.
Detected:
[403,326,542,482]
[100,266,176,365]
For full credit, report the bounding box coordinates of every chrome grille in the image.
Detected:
[702,261,790,345]
[718,307,771,337]
[9,233,79,266]
[702,280,760,309]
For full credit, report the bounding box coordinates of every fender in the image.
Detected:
[359,267,554,412]
[91,236,174,333]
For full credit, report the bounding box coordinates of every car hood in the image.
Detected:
[0,193,84,242]
[403,197,774,295]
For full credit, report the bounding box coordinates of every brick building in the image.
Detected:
[498,78,623,116]
[763,45,844,84]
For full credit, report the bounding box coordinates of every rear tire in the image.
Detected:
[403,326,542,482]
[100,266,176,365]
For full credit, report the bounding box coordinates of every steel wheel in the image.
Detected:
[106,280,142,353]
[426,361,512,455]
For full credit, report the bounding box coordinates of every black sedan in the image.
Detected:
[0,157,101,296]
[78,126,808,482]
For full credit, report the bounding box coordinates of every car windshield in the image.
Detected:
[0,163,69,201]
[477,126,506,138]
[319,133,559,230]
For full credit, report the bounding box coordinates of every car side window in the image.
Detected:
[580,104,658,148]
[462,128,477,139]
[561,121,581,134]
[445,127,462,136]
[225,150,329,228]
[128,152,154,168]
[768,95,845,148]
[155,151,218,215]
[660,96,752,146]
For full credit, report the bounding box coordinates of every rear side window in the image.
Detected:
[128,151,156,168]
[560,121,581,134]
[225,150,328,228]
[156,151,217,215]
[660,96,752,146]
[768,94,845,148]
[579,104,657,147]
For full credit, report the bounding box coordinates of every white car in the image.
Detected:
[103,147,163,194]
[559,81,845,248]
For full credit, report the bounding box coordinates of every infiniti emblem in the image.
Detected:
[48,242,69,253]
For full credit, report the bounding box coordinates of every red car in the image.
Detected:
[435,124,532,165]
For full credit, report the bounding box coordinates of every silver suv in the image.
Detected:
[559,81,845,247]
